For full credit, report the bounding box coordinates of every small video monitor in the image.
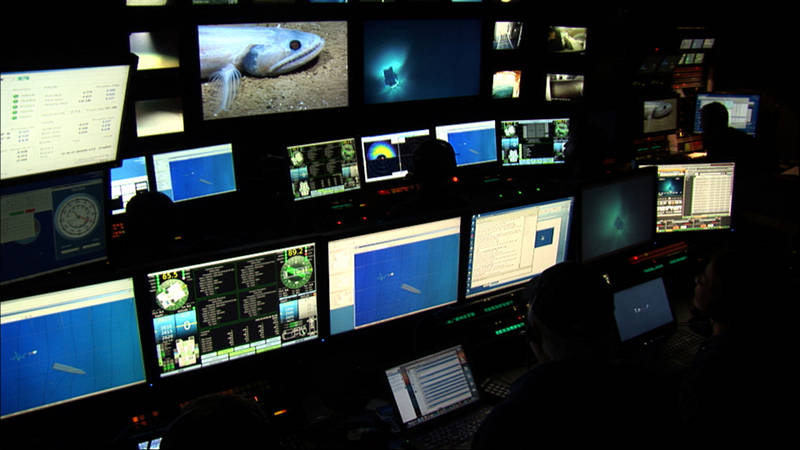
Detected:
[328,217,461,335]
[492,70,522,99]
[546,74,584,102]
[288,138,360,201]
[580,169,657,262]
[152,143,236,203]
[145,243,319,377]
[500,118,569,166]
[110,156,149,215]
[362,19,482,105]
[1,64,131,181]
[360,129,431,183]
[466,197,573,299]
[1,278,146,418]
[434,120,498,167]
[198,22,348,120]
[643,99,678,135]
[694,93,760,137]
[547,26,587,53]
[1,171,107,285]
[640,162,735,233]
[493,21,524,50]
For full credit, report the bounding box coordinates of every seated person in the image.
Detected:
[472,262,679,446]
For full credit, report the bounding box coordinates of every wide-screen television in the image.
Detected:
[694,93,759,137]
[640,162,735,233]
[152,143,237,203]
[500,118,569,165]
[1,278,146,418]
[363,19,482,105]
[198,22,348,120]
[580,169,656,262]
[328,218,461,335]
[144,243,319,377]
[0,64,131,181]
[434,120,498,167]
[288,137,360,201]
[1,171,107,285]
[465,197,574,299]
[360,129,431,183]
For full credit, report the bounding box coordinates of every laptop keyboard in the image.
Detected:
[412,405,493,449]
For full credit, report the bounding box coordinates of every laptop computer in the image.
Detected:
[384,345,494,449]
[613,276,704,361]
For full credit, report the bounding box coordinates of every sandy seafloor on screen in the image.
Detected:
[201,22,348,120]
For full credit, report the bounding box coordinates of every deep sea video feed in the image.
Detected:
[363,19,482,105]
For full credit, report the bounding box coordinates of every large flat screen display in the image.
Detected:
[1,65,130,181]
[198,22,348,120]
[328,218,461,335]
[145,243,319,377]
[1,278,146,418]
[363,19,482,105]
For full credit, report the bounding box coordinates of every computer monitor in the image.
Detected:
[643,98,678,135]
[580,169,656,262]
[198,22,348,120]
[640,162,735,233]
[1,171,107,285]
[360,129,431,183]
[694,93,759,137]
[465,197,573,299]
[1,64,131,181]
[434,120,498,167]
[362,19,482,105]
[547,26,587,53]
[110,156,149,215]
[144,243,319,378]
[1,278,146,419]
[493,21,524,50]
[328,217,461,335]
[499,118,569,166]
[288,138,360,201]
[152,143,237,203]
[546,74,584,102]
[492,70,522,99]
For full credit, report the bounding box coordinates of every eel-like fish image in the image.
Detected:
[198,25,326,114]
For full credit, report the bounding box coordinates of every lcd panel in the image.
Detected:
[198,22,348,120]
[580,170,656,262]
[640,162,735,233]
[153,143,237,203]
[329,218,461,335]
[493,22,523,50]
[492,70,522,99]
[1,65,130,181]
[110,156,149,215]
[547,26,587,53]
[1,171,107,285]
[434,120,498,167]
[466,197,573,299]
[363,19,482,105]
[1,278,146,418]
[145,244,318,377]
[289,138,360,200]
[694,94,759,137]
[613,277,674,343]
[361,129,431,183]
[643,99,678,134]
[500,118,569,165]
[546,74,584,102]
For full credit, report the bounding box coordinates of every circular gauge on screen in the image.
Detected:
[54,193,100,239]
[156,278,190,312]
[280,255,313,289]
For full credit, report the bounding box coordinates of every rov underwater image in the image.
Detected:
[363,19,482,105]
[199,22,348,120]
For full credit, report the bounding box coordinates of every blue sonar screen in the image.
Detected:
[449,128,497,166]
[353,234,460,328]
[1,291,145,418]
[363,19,482,105]
[168,152,236,202]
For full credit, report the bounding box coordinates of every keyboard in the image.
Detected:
[662,327,707,366]
[411,405,493,449]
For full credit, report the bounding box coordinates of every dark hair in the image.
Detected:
[527,261,615,340]
[412,138,457,183]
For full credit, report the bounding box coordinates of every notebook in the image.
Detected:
[613,277,677,350]
[385,345,493,449]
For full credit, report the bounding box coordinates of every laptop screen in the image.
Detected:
[613,277,674,342]
[385,345,480,429]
